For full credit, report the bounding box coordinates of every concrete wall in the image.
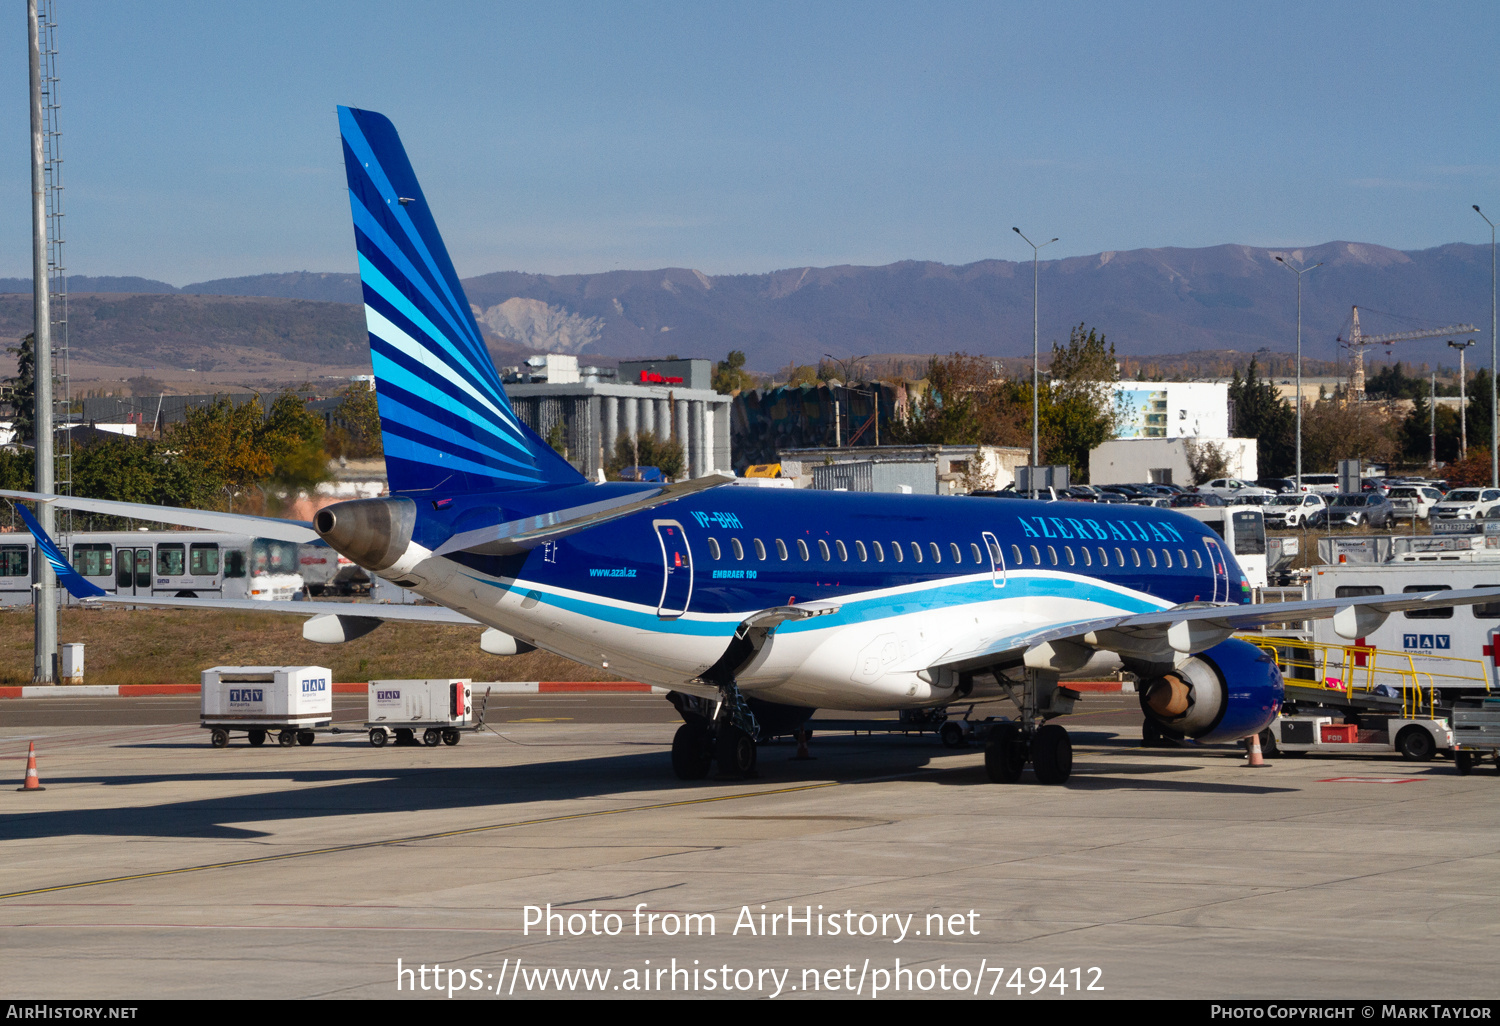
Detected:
[1090,437,1257,486]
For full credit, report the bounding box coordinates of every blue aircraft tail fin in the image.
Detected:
[338,105,586,495]
[13,503,106,600]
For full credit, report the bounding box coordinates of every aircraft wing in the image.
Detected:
[0,489,318,543]
[926,588,1500,673]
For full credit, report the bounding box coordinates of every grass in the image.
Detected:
[0,607,623,686]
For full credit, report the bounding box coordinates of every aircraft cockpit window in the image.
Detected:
[776,539,789,560]
[1030,545,1041,564]
[856,541,868,561]
[836,540,848,561]
[892,542,904,563]
[818,540,831,561]
[873,541,885,562]
[754,539,766,560]
[1047,545,1058,566]
[1011,544,1023,565]
[1192,550,1203,569]
[911,542,923,563]
[1146,549,1157,568]
[707,538,721,560]
[731,539,744,560]
[929,542,941,563]
[797,540,810,561]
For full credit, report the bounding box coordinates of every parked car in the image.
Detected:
[1262,493,1327,529]
[1131,497,1172,508]
[1230,487,1279,506]
[1431,487,1500,521]
[1327,492,1396,529]
[1171,492,1227,508]
[1297,473,1342,496]
[1256,478,1298,494]
[1386,485,1444,521]
[1197,477,1251,498]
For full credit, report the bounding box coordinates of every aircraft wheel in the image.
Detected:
[442,729,461,746]
[715,726,757,779]
[209,728,229,749]
[1032,725,1072,785]
[369,728,388,748]
[247,730,266,747]
[1396,726,1435,762]
[297,731,315,747]
[1456,750,1476,775]
[423,728,441,747]
[278,730,295,747]
[984,722,1026,783]
[671,722,713,780]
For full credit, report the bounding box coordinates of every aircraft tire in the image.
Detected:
[984,723,1026,783]
[715,726,757,779]
[1032,725,1072,785]
[671,722,713,780]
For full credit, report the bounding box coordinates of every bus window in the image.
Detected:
[224,550,247,578]
[156,544,186,577]
[1231,511,1267,556]
[189,543,220,575]
[71,544,112,578]
[0,545,28,577]
[253,539,300,575]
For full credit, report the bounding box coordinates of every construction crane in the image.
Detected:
[1339,306,1478,401]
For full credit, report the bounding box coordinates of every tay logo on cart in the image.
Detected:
[229,688,263,703]
[375,690,400,701]
[301,678,328,693]
[1403,634,1450,651]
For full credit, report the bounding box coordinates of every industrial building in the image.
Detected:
[1112,381,1231,438]
[1090,436,1258,486]
[779,444,1029,495]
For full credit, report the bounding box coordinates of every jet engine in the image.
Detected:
[1138,638,1282,743]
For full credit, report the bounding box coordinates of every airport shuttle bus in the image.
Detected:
[1175,507,1268,591]
[0,532,304,606]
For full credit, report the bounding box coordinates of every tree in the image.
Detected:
[1229,358,1295,477]
[605,431,684,481]
[712,351,758,394]
[1301,401,1399,470]
[324,381,382,459]
[260,391,329,491]
[72,436,214,509]
[1183,437,1231,484]
[1446,447,1493,487]
[1464,368,1495,456]
[1038,324,1121,481]
[6,332,35,443]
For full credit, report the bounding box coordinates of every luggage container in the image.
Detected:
[200,666,333,748]
[365,679,489,747]
[1452,702,1500,774]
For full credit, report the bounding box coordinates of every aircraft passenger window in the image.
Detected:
[1115,547,1126,566]
[1178,549,1188,567]
[1081,547,1091,567]
[1473,585,1500,619]
[951,542,963,563]
[1131,549,1141,567]
[1063,546,1074,566]
[856,541,868,561]
[911,542,923,563]
[818,540,831,561]
[776,539,789,560]
[929,542,942,563]
[1030,545,1041,564]
[836,540,848,561]
[1146,549,1157,568]
[892,542,904,563]
[1097,547,1108,567]
[1047,545,1058,566]
[1161,550,1172,568]
[189,543,219,575]
[1011,544,1023,565]
[797,540,810,561]
[754,539,766,560]
[1403,584,1452,619]
[731,538,744,560]
[971,543,983,563]
[1192,550,1203,569]
[873,541,885,562]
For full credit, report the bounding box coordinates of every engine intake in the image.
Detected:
[314,497,417,572]
[1138,638,1283,743]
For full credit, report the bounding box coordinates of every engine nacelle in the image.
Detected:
[1138,638,1282,743]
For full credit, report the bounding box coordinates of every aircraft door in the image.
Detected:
[1202,537,1228,603]
[653,520,693,619]
[982,531,1006,587]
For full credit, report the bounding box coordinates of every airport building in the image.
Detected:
[778,444,1029,495]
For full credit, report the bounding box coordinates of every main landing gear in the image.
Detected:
[982,669,1075,785]
[668,687,761,781]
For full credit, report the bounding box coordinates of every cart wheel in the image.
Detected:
[939,721,967,749]
[442,729,460,746]
[297,731,315,747]
[278,730,295,747]
[369,728,388,748]
[247,729,266,747]
[423,728,441,747]
[1456,750,1476,775]
[209,728,229,749]
[1396,725,1436,762]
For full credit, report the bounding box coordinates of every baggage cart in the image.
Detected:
[364,679,489,747]
[1451,702,1500,775]
[200,666,333,748]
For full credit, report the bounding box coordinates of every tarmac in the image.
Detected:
[3,694,1499,1000]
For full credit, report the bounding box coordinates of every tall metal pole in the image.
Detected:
[1431,372,1437,468]
[27,0,55,682]
[1277,257,1322,491]
[1013,227,1056,498]
[1450,338,1476,458]
[1475,206,1497,485]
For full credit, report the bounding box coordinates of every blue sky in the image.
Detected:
[0,1,1497,284]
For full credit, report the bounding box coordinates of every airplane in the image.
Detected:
[11,105,1499,786]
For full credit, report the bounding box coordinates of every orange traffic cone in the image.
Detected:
[17,741,44,791]
[1244,733,1266,768]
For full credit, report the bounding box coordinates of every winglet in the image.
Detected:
[12,502,107,599]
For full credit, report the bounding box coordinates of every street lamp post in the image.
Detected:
[1276,256,1323,491]
[1474,206,1497,485]
[1013,227,1057,498]
[1450,338,1477,458]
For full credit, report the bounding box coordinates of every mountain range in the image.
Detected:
[1,241,1494,376]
